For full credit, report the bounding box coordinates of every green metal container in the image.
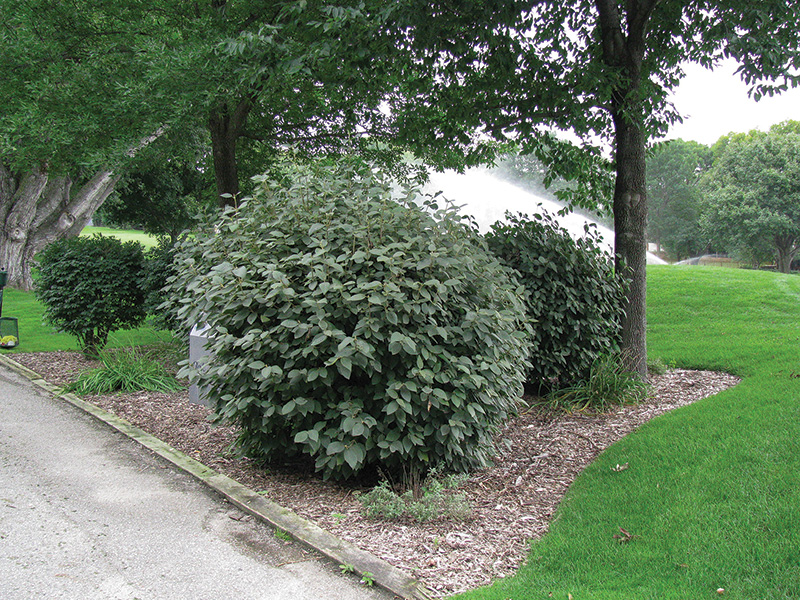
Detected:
[0,317,18,348]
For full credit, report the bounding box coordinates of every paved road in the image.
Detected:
[0,365,393,600]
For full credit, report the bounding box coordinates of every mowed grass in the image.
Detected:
[0,287,172,353]
[457,266,800,600]
[80,226,158,249]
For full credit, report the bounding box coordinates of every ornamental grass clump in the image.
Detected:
[64,347,183,395]
[170,160,531,481]
[546,352,648,412]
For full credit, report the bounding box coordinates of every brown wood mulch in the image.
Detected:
[12,351,739,597]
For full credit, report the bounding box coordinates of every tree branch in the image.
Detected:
[595,0,626,66]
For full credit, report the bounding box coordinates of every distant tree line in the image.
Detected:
[645,121,800,272]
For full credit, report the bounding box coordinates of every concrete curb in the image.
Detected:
[0,354,433,600]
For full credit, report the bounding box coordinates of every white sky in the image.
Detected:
[665,59,800,145]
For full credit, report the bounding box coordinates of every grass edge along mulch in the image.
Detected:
[6,264,798,598]
[455,266,800,600]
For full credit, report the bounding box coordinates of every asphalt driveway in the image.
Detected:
[0,364,393,600]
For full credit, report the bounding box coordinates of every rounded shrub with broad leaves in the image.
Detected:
[35,234,146,356]
[170,160,531,481]
[486,211,626,391]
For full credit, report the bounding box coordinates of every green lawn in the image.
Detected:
[80,226,158,249]
[0,226,166,352]
[457,266,800,600]
[0,286,172,353]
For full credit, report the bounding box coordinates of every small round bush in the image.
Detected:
[35,235,146,356]
[486,211,626,390]
[170,160,531,480]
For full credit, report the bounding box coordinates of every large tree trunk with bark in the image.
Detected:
[612,116,649,378]
[0,164,120,290]
[0,130,163,290]
[596,0,656,379]
[208,99,252,209]
[775,235,798,274]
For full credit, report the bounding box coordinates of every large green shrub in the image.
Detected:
[486,211,626,390]
[35,235,146,356]
[170,160,531,480]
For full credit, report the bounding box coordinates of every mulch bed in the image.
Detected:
[12,351,739,596]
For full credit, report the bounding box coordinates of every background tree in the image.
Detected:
[646,139,711,261]
[97,155,213,242]
[701,123,800,272]
[150,0,429,206]
[389,0,800,376]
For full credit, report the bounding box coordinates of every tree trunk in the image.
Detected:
[596,0,656,379]
[612,115,649,378]
[208,99,252,209]
[775,236,797,273]
[0,164,120,290]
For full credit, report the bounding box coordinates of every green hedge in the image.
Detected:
[35,235,146,356]
[142,236,183,334]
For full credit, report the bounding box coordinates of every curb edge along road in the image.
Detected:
[0,354,433,600]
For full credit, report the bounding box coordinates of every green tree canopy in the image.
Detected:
[0,0,429,288]
[646,139,712,261]
[0,0,179,170]
[1,0,422,194]
[702,122,800,272]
